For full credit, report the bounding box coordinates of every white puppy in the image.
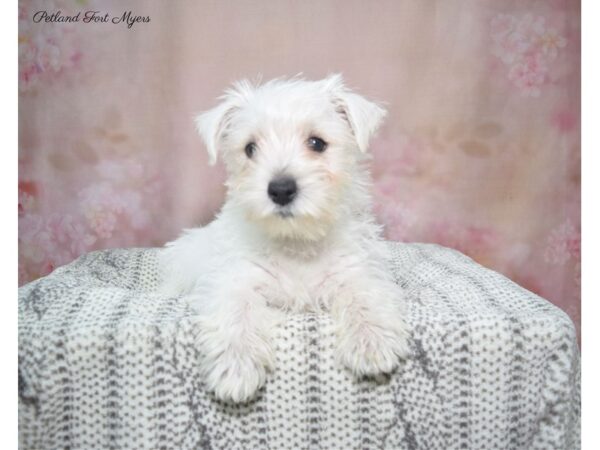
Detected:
[160,75,409,403]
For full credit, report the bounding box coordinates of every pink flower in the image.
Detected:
[84,207,119,239]
[490,14,516,41]
[18,191,35,215]
[515,15,546,37]
[536,27,567,60]
[551,109,578,134]
[19,212,92,270]
[46,214,96,257]
[508,53,547,97]
[18,0,82,92]
[491,14,542,66]
[491,24,530,65]
[119,191,151,230]
[79,183,126,239]
[36,40,62,73]
[18,179,38,215]
[544,219,580,265]
[19,214,52,264]
[490,13,567,97]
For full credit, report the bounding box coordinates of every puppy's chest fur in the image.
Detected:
[249,246,362,313]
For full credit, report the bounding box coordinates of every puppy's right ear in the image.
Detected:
[195,80,255,165]
[194,100,237,166]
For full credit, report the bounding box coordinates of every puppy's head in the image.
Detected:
[196,74,386,241]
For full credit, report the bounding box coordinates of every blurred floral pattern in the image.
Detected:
[18,0,580,341]
[18,0,83,92]
[491,13,568,97]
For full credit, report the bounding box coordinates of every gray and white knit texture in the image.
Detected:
[18,242,580,449]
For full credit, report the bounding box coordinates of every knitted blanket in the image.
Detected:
[18,242,580,449]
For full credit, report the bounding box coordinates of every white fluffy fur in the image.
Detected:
[160,75,409,403]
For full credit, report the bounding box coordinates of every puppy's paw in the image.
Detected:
[202,351,270,403]
[196,326,275,403]
[336,318,410,377]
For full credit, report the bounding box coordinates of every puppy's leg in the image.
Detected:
[191,268,279,403]
[158,227,216,298]
[332,273,410,377]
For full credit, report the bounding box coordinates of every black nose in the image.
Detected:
[268,177,297,206]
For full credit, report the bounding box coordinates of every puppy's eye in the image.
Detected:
[245,142,257,158]
[307,136,327,153]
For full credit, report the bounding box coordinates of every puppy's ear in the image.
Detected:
[194,100,237,166]
[195,80,255,165]
[322,74,387,153]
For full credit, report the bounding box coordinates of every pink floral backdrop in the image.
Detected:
[18,0,581,342]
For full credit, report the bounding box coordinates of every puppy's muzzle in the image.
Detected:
[268,176,297,206]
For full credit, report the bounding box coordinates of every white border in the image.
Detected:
[7,1,588,448]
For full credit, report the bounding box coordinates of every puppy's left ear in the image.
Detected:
[322,74,387,153]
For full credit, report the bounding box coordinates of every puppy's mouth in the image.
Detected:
[276,208,294,219]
